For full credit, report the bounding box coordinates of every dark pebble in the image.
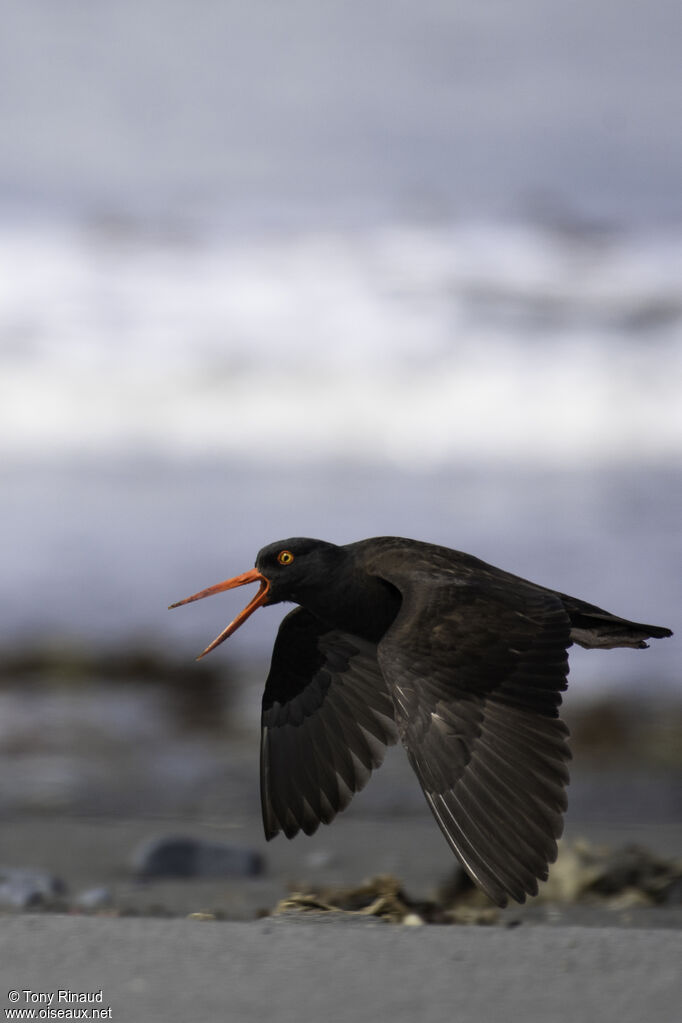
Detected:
[132,836,265,879]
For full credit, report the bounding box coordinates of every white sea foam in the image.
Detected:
[2,220,681,467]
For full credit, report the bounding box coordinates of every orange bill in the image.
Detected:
[169,568,270,660]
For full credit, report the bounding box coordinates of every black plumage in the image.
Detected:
[170,536,672,907]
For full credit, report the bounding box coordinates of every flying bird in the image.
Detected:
[169,536,672,907]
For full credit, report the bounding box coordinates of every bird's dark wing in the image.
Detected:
[260,607,399,841]
[371,553,571,907]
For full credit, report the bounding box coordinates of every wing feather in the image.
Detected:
[366,544,572,907]
[260,607,398,841]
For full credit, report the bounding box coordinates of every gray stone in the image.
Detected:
[132,836,264,879]
[0,868,66,909]
[74,887,113,910]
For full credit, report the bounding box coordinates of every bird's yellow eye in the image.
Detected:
[277,550,294,565]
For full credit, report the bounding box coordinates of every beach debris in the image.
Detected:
[434,839,682,910]
[131,835,264,879]
[273,874,498,925]
[0,868,66,910]
[538,840,682,906]
[271,840,682,925]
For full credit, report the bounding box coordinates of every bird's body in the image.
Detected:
[170,536,672,907]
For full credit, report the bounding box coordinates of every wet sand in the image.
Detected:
[0,813,681,1023]
[1,914,680,1023]
[0,677,679,1022]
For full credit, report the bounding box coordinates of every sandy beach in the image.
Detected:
[1,677,680,1023]
[1,792,681,1023]
[1,914,680,1023]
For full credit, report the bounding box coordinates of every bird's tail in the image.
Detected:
[560,593,673,649]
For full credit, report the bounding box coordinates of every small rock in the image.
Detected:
[304,849,336,870]
[74,887,113,910]
[132,836,264,879]
[0,868,66,909]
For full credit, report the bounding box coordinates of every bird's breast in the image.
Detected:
[298,574,402,644]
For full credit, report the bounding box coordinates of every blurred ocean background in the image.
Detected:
[1,0,680,731]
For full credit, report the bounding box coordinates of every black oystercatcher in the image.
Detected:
[169,537,672,906]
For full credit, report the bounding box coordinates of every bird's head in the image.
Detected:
[169,538,341,659]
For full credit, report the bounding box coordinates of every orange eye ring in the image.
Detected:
[277,550,295,565]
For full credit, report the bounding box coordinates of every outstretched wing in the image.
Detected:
[260,607,399,841]
[373,558,572,907]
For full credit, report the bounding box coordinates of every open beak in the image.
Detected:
[169,568,270,660]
